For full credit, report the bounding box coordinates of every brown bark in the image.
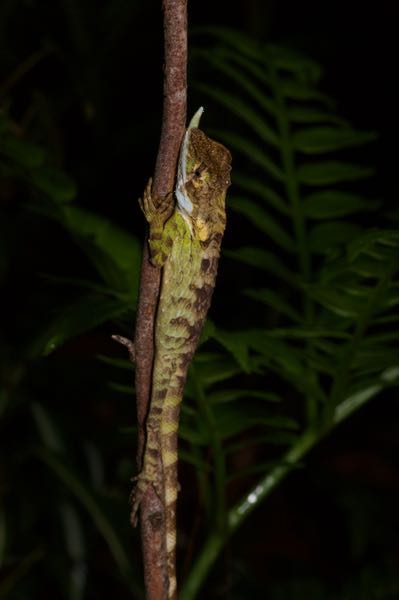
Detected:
[133,1,187,598]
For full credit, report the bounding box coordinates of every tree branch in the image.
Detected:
[133,1,187,598]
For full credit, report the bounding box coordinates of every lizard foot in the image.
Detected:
[129,467,162,527]
[129,476,146,527]
[138,178,174,225]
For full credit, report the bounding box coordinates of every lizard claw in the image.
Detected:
[129,469,163,527]
[129,474,147,527]
[139,178,174,225]
[130,487,143,527]
[138,178,154,218]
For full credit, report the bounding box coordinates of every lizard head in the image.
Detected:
[175,108,232,241]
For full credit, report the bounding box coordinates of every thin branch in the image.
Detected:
[133,1,187,599]
[111,335,135,363]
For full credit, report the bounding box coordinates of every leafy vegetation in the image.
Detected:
[1,17,399,600]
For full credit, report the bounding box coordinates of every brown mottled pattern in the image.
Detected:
[134,128,231,600]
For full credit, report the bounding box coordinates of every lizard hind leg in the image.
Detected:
[130,421,163,526]
[130,457,163,527]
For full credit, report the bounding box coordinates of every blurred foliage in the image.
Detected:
[1,7,399,600]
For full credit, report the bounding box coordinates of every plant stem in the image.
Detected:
[181,428,316,600]
[181,376,393,600]
[269,65,317,426]
[269,66,310,289]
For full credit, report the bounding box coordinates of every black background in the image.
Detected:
[1,1,399,598]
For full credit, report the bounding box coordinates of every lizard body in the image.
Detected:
[132,109,231,599]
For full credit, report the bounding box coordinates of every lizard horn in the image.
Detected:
[188,106,204,129]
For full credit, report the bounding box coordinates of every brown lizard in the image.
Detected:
[132,108,231,599]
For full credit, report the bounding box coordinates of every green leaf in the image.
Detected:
[30,166,77,203]
[335,375,399,424]
[309,222,361,254]
[267,327,350,340]
[31,403,64,452]
[108,382,134,394]
[59,503,86,564]
[271,50,322,82]
[193,48,278,117]
[244,288,301,322]
[198,318,216,346]
[195,27,321,81]
[178,448,209,470]
[37,449,132,579]
[208,389,281,404]
[375,314,399,326]
[232,172,289,215]
[226,432,298,453]
[306,350,336,376]
[249,334,305,378]
[196,83,280,147]
[62,206,141,297]
[193,26,271,70]
[224,247,296,285]
[304,285,364,318]
[312,339,341,357]
[292,127,377,154]
[352,347,399,375]
[229,196,294,251]
[97,354,133,370]
[213,403,299,439]
[366,330,399,344]
[279,80,333,106]
[211,329,251,372]
[287,106,347,125]
[350,255,392,278]
[40,274,124,297]
[179,423,209,445]
[31,293,128,356]
[226,459,299,481]
[190,356,242,387]
[297,161,375,185]
[303,191,380,219]
[347,229,399,261]
[0,136,46,168]
[211,330,314,394]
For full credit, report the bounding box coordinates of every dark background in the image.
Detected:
[3,1,398,222]
[1,1,399,599]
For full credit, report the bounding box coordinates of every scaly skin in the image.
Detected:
[133,123,231,599]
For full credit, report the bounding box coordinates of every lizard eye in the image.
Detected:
[193,164,205,179]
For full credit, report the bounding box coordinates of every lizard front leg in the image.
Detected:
[139,178,174,268]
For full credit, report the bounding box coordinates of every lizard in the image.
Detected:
[131,107,231,599]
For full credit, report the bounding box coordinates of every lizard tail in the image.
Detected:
[161,390,182,600]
